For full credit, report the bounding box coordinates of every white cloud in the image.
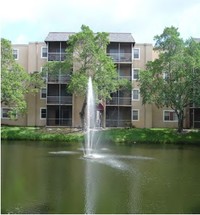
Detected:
[1,0,200,44]
[178,2,200,39]
[14,34,29,44]
[1,0,42,24]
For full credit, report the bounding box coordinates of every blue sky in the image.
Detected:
[1,0,200,44]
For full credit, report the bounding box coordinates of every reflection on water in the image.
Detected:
[1,141,200,214]
[49,151,80,155]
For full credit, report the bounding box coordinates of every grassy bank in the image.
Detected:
[1,126,200,145]
[102,128,200,145]
[1,126,84,143]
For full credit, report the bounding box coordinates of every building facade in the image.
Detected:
[2,33,200,128]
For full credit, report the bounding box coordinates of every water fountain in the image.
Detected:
[84,76,99,158]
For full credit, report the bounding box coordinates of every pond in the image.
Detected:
[1,140,200,214]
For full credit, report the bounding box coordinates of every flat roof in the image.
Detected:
[45,32,135,43]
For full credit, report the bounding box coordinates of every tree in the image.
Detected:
[43,25,130,129]
[1,38,44,118]
[139,26,200,133]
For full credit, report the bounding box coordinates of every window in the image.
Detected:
[163,110,178,122]
[13,49,19,60]
[132,89,140,100]
[1,108,17,119]
[40,108,46,119]
[41,47,47,58]
[2,108,10,119]
[132,68,140,80]
[132,109,139,121]
[40,88,47,99]
[133,48,140,59]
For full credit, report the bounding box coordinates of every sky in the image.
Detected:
[1,0,200,44]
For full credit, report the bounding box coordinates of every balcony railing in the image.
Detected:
[47,75,71,83]
[47,96,72,105]
[48,53,66,61]
[119,75,131,80]
[107,53,132,62]
[106,97,131,105]
[189,102,200,108]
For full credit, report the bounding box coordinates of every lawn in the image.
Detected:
[102,128,200,145]
[1,126,200,145]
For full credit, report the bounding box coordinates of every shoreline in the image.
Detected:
[1,126,200,145]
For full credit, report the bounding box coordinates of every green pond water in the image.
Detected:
[1,141,200,214]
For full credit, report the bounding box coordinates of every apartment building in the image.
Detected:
[2,33,199,128]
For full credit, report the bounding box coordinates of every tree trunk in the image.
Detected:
[79,97,87,130]
[177,110,184,133]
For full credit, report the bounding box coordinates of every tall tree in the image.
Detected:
[1,38,44,118]
[67,25,131,128]
[139,26,200,133]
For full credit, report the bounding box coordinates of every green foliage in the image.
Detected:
[1,38,30,117]
[1,38,45,118]
[42,61,71,78]
[66,25,126,101]
[102,128,200,145]
[67,72,88,96]
[29,72,46,94]
[1,126,84,142]
[139,26,200,132]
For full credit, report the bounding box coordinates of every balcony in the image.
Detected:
[47,75,71,83]
[119,75,131,80]
[48,53,66,61]
[107,52,132,63]
[47,96,72,105]
[106,97,131,105]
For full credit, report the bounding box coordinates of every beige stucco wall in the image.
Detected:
[133,43,153,68]
[131,43,154,128]
[152,105,178,128]
[12,44,28,71]
[28,42,47,73]
[26,92,46,126]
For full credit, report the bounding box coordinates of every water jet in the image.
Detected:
[83,77,100,158]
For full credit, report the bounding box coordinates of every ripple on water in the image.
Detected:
[48,151,80,155]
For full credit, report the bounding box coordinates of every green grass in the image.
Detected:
[1,126,200,145]
[101,128,200,145]
[1,126,84,143]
